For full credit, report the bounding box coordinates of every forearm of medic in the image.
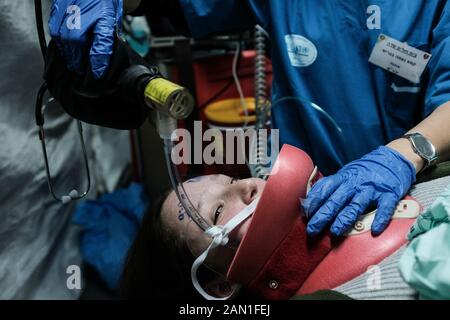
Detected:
[387,101,450,173]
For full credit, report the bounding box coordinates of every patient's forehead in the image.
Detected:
[186,174,223,184]
[161,175,228,230]
[167,175,226,205]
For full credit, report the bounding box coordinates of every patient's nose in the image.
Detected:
[233,180,258,205]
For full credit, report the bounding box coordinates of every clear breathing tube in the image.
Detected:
[250,25,272,179]
[158,113,212,232]
[254,26,270,116]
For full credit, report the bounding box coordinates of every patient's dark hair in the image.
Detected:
[120,188,259,300]
[120,190,201,300]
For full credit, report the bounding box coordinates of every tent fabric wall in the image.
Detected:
[0,1,130,299]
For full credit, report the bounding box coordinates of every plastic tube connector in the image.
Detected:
[157,112,178,140]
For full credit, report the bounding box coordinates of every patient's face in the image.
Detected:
[162,175,266,274]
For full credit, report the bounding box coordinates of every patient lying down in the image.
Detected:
[120,146,428,300]
[120,175,267,299]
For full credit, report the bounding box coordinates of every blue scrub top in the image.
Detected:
[179,0,450,174]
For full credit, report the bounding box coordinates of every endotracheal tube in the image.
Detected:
[158,113,211,232]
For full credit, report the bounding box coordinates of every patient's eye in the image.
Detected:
[214,205,224,225]
[230,177,239,184]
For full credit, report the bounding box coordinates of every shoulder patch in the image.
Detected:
[285,34,318,67]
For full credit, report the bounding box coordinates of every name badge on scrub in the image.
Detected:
[369,34,432,84]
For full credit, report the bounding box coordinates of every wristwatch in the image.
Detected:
[402,133,438,172]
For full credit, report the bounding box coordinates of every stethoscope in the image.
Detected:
[34,0,91,204]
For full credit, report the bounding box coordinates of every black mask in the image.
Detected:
[43,38,151,130]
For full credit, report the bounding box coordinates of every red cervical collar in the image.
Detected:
[227,145,420,299]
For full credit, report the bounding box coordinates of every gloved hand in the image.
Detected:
[49,0,123,79]
[303,146,416,237]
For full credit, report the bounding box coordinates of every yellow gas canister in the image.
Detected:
[204,98,256,128]
[203,98,258,177]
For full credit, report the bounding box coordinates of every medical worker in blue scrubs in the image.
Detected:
[49,0,450,237]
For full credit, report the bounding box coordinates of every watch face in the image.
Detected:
[414,135,435,157]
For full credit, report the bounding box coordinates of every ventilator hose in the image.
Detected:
[255,26,268,114]
[251,25,271,179]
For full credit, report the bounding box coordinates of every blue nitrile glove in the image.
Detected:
[303,146,416,237]
[49,0,123,79]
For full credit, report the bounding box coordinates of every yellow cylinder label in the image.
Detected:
[144,78,183,107]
